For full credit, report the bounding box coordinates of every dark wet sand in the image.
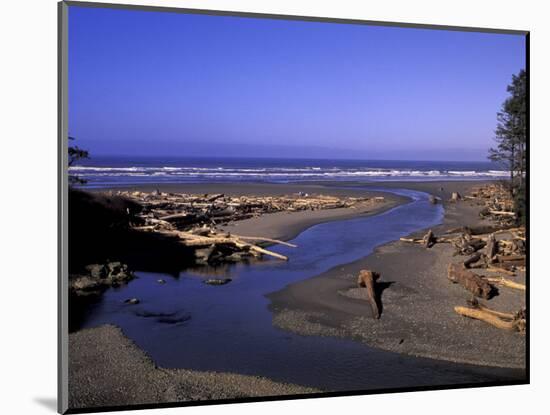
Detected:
[69,325,318,410]
[268,180,526,369]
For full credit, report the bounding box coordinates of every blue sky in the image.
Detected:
[68,6,526,161]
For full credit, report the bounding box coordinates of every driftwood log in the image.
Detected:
[485,233,498,264]
[485,265,517,276]
[445,225,516,236]
[157,230,291,261]
[468,298,515,319]
[496,254,526,267]
[453,235,486,256]
[463,252,482,268]
[454,306,525,333]
[399,230,452,247]
[357,270,381,319]
[484,276,526,291]
[447,263,494,299]
[489,210,516,217]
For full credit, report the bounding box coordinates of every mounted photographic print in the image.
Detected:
[58,1,528,413]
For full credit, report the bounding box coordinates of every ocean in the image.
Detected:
[69,156,507,188]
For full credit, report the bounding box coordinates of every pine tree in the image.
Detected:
[488,69,527,223]
[68,136,89,185]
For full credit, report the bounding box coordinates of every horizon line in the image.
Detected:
[80,154,497,164]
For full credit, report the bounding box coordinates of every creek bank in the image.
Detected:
[268,181,526,369]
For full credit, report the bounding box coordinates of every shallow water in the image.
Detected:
[78,187,523,391]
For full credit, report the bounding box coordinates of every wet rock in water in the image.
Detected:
[106,261,123,274]
[80,262,134,289]
[135,310,177,318]
[69,275,102,296]
[106,262,133,283]
[134,309,191,324]
[225,252,252,262]
[157,279,166,284]
[194,246,215,264]
[156,314,192,324]
[203,278,232,286]
[124,298,140,305]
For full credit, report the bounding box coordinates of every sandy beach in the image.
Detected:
[69,180,526,409]
[268,180,526,369]
[69,325,319,410]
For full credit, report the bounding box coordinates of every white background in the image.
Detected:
[1,0,547,414]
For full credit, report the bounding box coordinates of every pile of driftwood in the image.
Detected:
[112,190,374,229]
[154,228,294,263]
[463,183,517,226]
[106,190,377,265]
[400,184,526,333]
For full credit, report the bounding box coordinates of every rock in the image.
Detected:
[105,262,134,283]
[124,298,140,305]
[225,252,248,262]
[156,314,192,324]
[107,261,123,274]
[85,264,108,279]
[70,276,101,293]
[157,279,166,284]
[203,278,232,286]
[194,246,215,264]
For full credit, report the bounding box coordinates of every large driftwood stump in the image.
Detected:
[357,270,381,319]
[463,252,482,268]
[450,192,462,202]
[447,263,494,299]
[423,229,436,248]
[486,233,498,264]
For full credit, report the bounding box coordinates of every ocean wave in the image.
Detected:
[69,165,508,180]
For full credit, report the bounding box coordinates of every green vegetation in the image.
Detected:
[68,136,89,185]
[489,70,527,224]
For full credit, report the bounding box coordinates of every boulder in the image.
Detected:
[106,261,123,275]
[70,276,101,292]
[85,264,108,279]
[194,246,215,264]
[71,261,135,297]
